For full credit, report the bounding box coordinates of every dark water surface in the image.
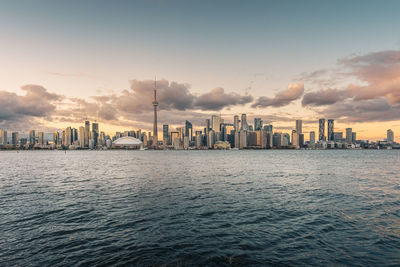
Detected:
[1,150,400,266]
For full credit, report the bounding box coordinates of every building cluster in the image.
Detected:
[0,121,152,150]
[160,116,399,150]
[0,117,398,150]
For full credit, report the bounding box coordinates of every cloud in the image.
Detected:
[321,98,400,123]
[301,88,350,106]
[339,50,400,104]
[194,87,253,111]
[251,82,304,108]
[111,79,195,114]
[0,79,256,131]
[303,50,400,108]
[0,85,62,122]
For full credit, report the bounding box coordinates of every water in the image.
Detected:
[1,150,399,266]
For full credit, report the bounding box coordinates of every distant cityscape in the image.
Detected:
[0,116,398,151]
[0,81,398,150]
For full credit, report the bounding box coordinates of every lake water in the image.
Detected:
[1,150,399,266]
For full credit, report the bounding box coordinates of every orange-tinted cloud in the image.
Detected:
[251,82,304,108]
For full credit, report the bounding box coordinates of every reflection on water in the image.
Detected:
[0,150,399,266]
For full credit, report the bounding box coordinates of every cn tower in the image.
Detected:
[152,77,158,148]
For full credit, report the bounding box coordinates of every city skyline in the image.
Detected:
[1,0,400,140]
[0,114,397,150]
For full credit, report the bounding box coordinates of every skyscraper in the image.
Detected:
[241,114,248,131]
[53,131,60,145]
[234,115,239,131]
[65,127,72,146]
[79,126,85,148]
[387,129,394,143]
[264,125,273,133]
[152,78,158,148]
[292,130,299,148]
[327,119,334,141]
[38,132,44,145]
[185,120,193,140]
[319,119,325,141]
[208,130,215,148]
[205,119,210,135]
[85,121,90,147]
[352,132,357,143]
[0,129,7,145]
[310,131,316,144]
[239,130,247,149]
[12,132,19,146]
[296,120,302,134]
[254,118,263,131]
[346,128,353,144]
[29,130,35,145]
[163,124,169,145]
[92,123,99,147]
[211,115,222,133]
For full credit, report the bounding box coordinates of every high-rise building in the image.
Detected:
[254,118,263,131]
[163,124,169,146]
[234,115,239,131]
[234,131,240,148]
[38,132,44,145]
[152,78,158,148]
[334,132,343,142]
[53,131,60,145]
[264,125,273,133]
[346,128,353,144]
[12,132,19,146]
[292,130,299,148]
[247,131,258,147]
[352,132,357,143]
[170,131,179,147]
[29,130,35,145]
[240,114,248,131]
[205,119,210,135]
[296,120,302,134]
[64,127,72,147]
[309,131,315,144]
[92,123,99,147]
[273,132,282,147]
[299,134,304,147]
[211,115,223,133]
[99,132,106,147]
[195,133,203,148]
[239,130,247,149]
[208,130,216,148]
[319,119,325,141]
[0,129,7,145]
[185,120,193,140]
[387,129,394,143]
[85,121,90,146]
[327,119,334,141]
[79,126,85,148]
[283,133,290,146]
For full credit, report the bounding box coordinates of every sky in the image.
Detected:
[0,0,399,140]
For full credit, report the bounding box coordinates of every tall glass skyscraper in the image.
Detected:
[241,114,248,131]
[185,120,193,140]
[327,119,334,141]
[254,118,263,131]
[319,119,325,141]
[296,120,302,134]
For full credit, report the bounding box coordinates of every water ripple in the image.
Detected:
[0,150,399,266]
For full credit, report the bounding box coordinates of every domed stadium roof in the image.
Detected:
[113,136,142,146]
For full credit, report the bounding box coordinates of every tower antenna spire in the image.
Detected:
[152,75,158,148]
